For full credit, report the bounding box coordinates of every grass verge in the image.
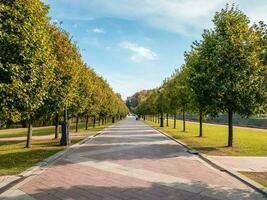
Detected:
[144,119,267,156]
[0,122,110,138]
[240,172,267,188]
[0,123,112,176]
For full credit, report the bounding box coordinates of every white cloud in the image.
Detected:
[45,0,267,36]
[119,42,157,62]
[92,28,105,33]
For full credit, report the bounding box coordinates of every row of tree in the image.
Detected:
[0,0,128,147]
[135,5,267,147]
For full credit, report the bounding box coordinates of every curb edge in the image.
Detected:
[0,124,115,195]
[148,122,267,197]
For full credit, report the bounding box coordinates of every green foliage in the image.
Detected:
[0,0,55,121]
[126,90,151,112]
[210,5,266,117]
[186,32,219,117]
[170,67,191,114]
[0,0,128,147]
[133,4,266,146]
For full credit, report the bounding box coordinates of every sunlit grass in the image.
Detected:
[145,119,267,156]
[0,139,68,176]
[240,172,267,188]
[0,121,111,138]
[0,123,112,175]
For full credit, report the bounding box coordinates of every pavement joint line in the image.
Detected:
[145,121,267,197]
[68,140,183,158]
[64,156,261,200]
[2,119,266,199]
[66,143,142,158]
[78,140,172,147]
[96,133,163,137]
[0,123,116,196]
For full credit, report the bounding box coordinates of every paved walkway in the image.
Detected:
[207,156,267,172]
[0,133,93,142]
[0,117,265,200]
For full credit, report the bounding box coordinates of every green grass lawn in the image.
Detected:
[0,122,110,138]
[0,122,112,176]
[240,172,267,188]
[0,139,69,176]
[144,119,267,156]
[0,126,55,138]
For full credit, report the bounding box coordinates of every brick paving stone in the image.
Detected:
[2,117,265,200]
[207,156,267,172]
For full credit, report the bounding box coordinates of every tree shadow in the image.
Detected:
[195,146,221,152]
[70,143,190,161]
[18,181,265,200]
[89,135,169,144]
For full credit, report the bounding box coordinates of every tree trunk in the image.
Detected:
[174,114,176,129]
[112,117,115,123]
[54,113,59,139]
[158,114,160,124]
[182,110,185,132]
[166,113,169,126]
[228,109,233,147]
[98,118,101,126]
[160,112,164,127]
[85,115,89,130]
[199,109,203,137]
[26,119,32,148]
[75,116,79,132]
[60,108,70,146]
[93,116,96,128]
[21,120,27,128]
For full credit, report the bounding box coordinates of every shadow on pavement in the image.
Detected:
[20,181,265,200]
[69,143,190,161]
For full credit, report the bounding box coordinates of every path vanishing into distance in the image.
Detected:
[0,117,265,200]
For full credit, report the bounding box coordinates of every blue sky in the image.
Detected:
[43,0,267,100]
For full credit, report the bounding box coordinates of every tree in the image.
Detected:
[161,79,172,127]
[0,0,55,148]
[155,88,166,127]
[253,22,267,113]
[185,31,218,137]
[163,76,180,129]
[172,67,191,132]
[126,90,151,112]
[71,64,94,132]
[48,25,82,143]
[209,5,266,146]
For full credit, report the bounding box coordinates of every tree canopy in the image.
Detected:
[0,0,128,147]
[134,5,266,147]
